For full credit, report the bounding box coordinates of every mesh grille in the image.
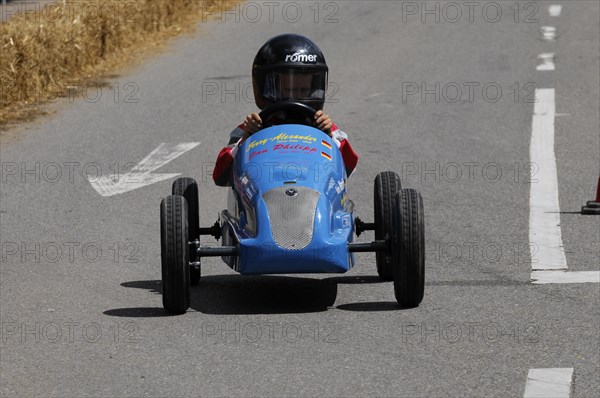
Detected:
[263,186,320,250]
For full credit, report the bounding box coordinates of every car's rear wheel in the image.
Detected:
[172,177,200,286]
[393,188,425,308]
[374,171,402,280]
[160,195,190,314]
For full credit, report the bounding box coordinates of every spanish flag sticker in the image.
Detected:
[321,151,332,161]
[321,140,332,149]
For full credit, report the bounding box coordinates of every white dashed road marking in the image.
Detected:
[541,26,557,41]
[523,368,573,397]
[532,270,600,284]
[548,5,562,17]
[537,53,555,71]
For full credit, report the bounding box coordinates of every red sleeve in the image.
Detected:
[339,139,358,177]
[213,146,235,186]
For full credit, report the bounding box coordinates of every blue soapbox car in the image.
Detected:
[160,102,425,314]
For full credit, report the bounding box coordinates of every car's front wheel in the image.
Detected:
[374,171,402,280]
[160,195,190,314]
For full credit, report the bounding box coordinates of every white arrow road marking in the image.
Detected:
[523,368,573,397]
[529,89,566,270]
[548,5,562,17]
[89,142,200,197]
[537,53,555,71]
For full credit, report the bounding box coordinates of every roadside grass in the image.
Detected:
[0,0,239,130]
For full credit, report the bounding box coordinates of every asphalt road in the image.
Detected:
[1,1,599,396]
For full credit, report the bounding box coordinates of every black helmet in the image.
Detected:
[252,34,328,110]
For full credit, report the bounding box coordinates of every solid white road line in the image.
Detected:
[549,5,562,17]
[532,271,600,284]
[523,368,573,397]
[541,26,557,41]
[537,53,556,71]
[529,89,567,270]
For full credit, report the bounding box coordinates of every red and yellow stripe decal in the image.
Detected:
[321,140,332,149]
[321,151,332,161]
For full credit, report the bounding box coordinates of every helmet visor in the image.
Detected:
[263,69,327,102]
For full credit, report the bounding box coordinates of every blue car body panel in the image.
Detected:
[221,124,355,275]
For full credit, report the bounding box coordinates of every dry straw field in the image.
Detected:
[0,0,237,128]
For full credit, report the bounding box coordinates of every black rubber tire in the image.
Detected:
[393,188,425,308]
[172,177,199,240]
[160,195,190,314]
[172,177,200,286]
[374,171,402,280]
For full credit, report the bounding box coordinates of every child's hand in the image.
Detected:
[243,113,262,136]
[314,110,332,137]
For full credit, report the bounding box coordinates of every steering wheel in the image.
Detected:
[258,102,317,130]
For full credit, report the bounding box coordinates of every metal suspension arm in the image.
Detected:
[348,240,388,253]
